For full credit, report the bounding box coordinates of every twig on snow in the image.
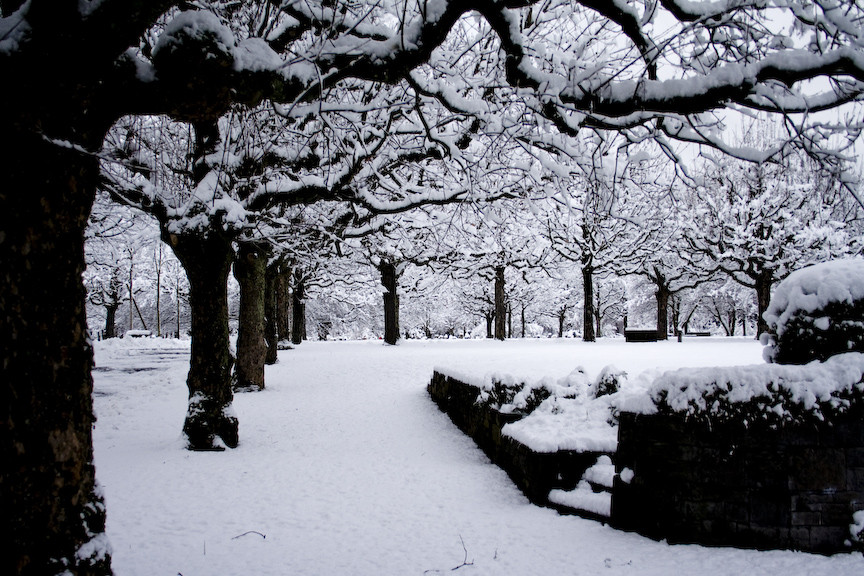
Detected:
[451,535,474,571]
[232,530,267,540]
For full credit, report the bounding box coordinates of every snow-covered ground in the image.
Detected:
[92,337,864,575]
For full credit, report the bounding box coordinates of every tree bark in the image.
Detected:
[166,229,238,450]
[595,310,601,338]
[485,312,494,339]
[656,285,670,341]
[380,260,400,345]
[275,260,292,343]
[558,310,566,338]
[128,250,134,331]
[154,244,163,337]
[104,304,119,339]
[175,272,183,338]
[521,304,526,338]
[1,129,112,574]
[264,260,279,365]
[581,264,596,342]
[670,297,681,337]
[291,272,306,346]
[233,242,268,391]
[755,272,773,338]
[494,266,506,341]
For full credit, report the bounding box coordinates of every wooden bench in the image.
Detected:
[124,329,152,338]
[624,329,661,342]
[684,331,711,337]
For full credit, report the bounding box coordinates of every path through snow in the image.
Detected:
[93,338,864,575]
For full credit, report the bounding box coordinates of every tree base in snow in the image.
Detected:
[276,340,294,350]
[183,397,239,450]
[232,372,264,393]
[71,486,113,575]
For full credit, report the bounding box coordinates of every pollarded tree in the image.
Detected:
[102,75,484,447]
[540,135,653,342]
[85,266,126,339]
[682,146,860,337]
[444,193,552,340]
[233,239,270,391]
[592,275,628,338]
[611,148,709,339]
[703,280,756,337]
[344,208,454,345]
[7,1,864,573]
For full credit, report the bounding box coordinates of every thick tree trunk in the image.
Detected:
[166,230,238,450]
[380,260,400,345]
[755,273,773,338]
[128,254,134,331]
[728,309,737,336]
[670,298,681,337]
[155,256,162,337]
[582,265,596,342]
[275,261,292,342]
[291,273,306,346]
[233,242,268,391]
[264,260,279,364]
[104,304,119,339]
[595,307,602,339]
[494,266,506,341]
[656,285,670,341]
[521,304,526,338]
[175,277,182,338]
[1,131,112,574]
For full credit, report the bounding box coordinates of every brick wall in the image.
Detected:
[613,408,864,554]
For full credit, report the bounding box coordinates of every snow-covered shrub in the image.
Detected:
[645,353,864,426]
[477,368,595,416]
[763,259,864,365]
[592,366,626,398]
[477,376,552,415]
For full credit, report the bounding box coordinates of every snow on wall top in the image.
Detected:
[764,258,864,338]
[434,365,629,454]
[641,352,864,422]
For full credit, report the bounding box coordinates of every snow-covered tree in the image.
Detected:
[683,148,860,336]
[7,1,864,572]
[539,135,652,341]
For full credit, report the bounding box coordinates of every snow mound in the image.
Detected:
[765,259,864,334]
[582,455,615,488]
[94,337,190,360]
[763,258,864,364]
[548,481,611,517]
[502,390,620,453]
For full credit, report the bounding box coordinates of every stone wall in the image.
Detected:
[427,371,608,517]
[612,409,864,554]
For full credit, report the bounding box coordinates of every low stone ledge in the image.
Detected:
[428,371,609,512]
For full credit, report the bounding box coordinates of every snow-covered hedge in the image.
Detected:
[474,366,627,415]
[643,352,864,425]
[470,367,628,453]
[763,259,864,365]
